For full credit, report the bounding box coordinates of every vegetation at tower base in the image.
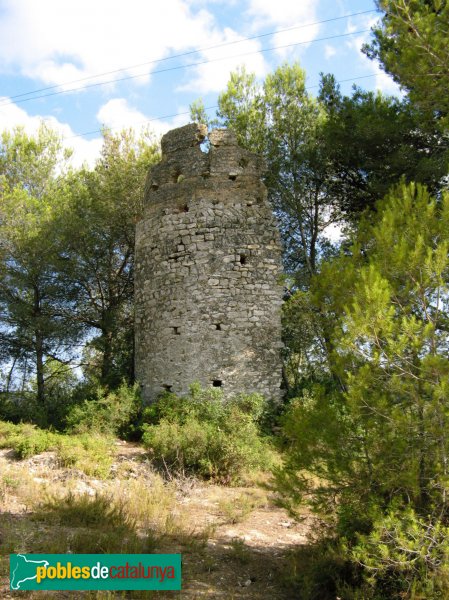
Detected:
[275,183,449,598]
[141,384,276,483]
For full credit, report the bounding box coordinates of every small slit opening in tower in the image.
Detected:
[239,254,247,265]
[163,384,173,392]
[215,323,222,331]
[212,379,222,387]
[172,326,180,335]
[228,173,237,181]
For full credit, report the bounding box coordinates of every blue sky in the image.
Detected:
[0,0,400,166]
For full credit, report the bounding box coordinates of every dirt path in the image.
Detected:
[0,443,310,599]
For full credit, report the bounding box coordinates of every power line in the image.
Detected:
[67,73,378,140]
[0,29,371,109]
[7,9,378,103]
[67,107,214,139]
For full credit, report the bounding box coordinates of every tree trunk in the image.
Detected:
[33,286,45,405]
[100,326,114,389]
[5,356,17,394]
[35,330,45,404]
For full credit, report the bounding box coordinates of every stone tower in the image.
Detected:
[135,123,283,403]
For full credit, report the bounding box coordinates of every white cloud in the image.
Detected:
[97,99,148,131]
[246,0,317,29]
[246,0,319,58]
[373,67,402,96]
[272,24,321,59]
[179,27,268,93]
[0,97,102,167]
[0,0,217,91]
[324,45,337,60]
[344,16,402,97]
[96,98,190,138]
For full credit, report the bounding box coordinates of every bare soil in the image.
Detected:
[0,442,311,599]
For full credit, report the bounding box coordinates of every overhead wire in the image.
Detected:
[0,29,371,109]
[6,9,378,103]
[67,74,378,140]
[0,9,382,142]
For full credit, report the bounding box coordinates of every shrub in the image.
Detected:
[142,385,275,483]
[56,434,113,478]
[349,506,449,599]
[0,392,48,428]
[0,422,58,458]
[0,420,113,478]
[65,382,141,437]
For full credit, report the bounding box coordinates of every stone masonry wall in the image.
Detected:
[135,123,284,403]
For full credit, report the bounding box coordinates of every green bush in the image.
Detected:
[348,506,449,599]
[0,420,113,478]
[0,422,58,458]
[65,382,141,437]
[0,393,48,428]
[56,434,113,478]
[142,384,274,483]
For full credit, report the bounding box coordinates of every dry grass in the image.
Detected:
[218,489,269,524]
[109,475,178,532]
[0,436,310,599]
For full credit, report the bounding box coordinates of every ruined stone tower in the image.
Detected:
[135,123,283,403]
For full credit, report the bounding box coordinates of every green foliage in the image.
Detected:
[318,79,448,215]
[189,98,211,127]
[365,0,449,129]
[282,291,331,394]
[213,61,446,292]
[58,128,160,388]
[36,491,133,528]
[218,490,268,524]
[275,183,449,595]
[218,62,337,283]
[33,492,154,555]
[0,392,47,427]
[0,125,160,414]
[282,540,360,600]
[0,125,83,409]
[55,434,113,478]
[216,65,265,152]
[0,420,113,477]
[65,382,141,437]
[142,385,274,483]
[350,506,449,598]
[0,422,58,458]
